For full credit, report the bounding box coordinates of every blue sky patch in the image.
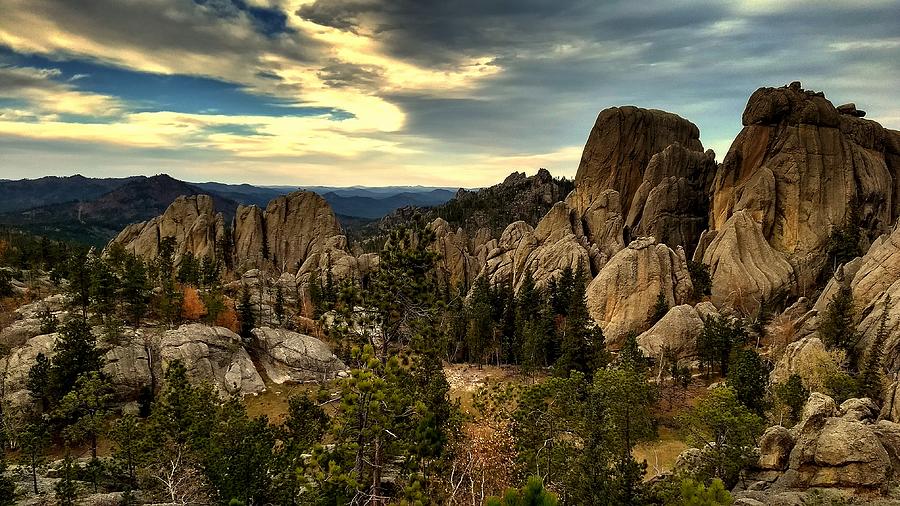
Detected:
[0,46,348,119]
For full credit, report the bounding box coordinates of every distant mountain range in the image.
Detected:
[0,174,457,245]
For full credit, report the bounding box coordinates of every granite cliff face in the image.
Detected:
[701,82,900,308]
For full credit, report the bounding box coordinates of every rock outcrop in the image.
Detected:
[744,393,899,493]
[159,324,265,397]
[705,82,900,302]
[636,302,718,361]
[250,327,347,384]
[112,194,226,263]
[263,191,343,273]
[586,237,693,347]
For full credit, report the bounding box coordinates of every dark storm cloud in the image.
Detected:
[11,0,322,71]
[317,61,384,90]
[299,0,900,157]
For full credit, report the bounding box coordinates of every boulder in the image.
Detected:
[636,302,718,361]
[769,337,827,386]
[586,237,693,348]
[0,333,56,408]
[159,324,265,397]
[793,417,891,488]
[758,426,794,471]
[839,398,879,422]
[250,327,347,384]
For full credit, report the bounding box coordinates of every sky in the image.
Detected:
[0,0,898,187]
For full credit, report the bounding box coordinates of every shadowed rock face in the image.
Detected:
[573,106,704,216]
[112,194,226,263]
[705,82,900,305]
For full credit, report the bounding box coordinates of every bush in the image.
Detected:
[688,261,712,297]
[680,477,732,506]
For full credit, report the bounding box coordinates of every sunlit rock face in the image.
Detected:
[703,82,900,307]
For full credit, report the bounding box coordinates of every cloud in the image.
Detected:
[0,0,898,186]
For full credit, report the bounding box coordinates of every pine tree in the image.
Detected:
[55,452,80,506]
[819,286,859,362]
[775,374,809,425]
[120,254,149,325]
[555,263,604,377]
[274,284,286,326]
[727,348,769,415]
[859,295,891,399]
[238,283,255,338]
[66,250,92,318]
[18,420,49,495]
[26,352,52,413]
[156,236,181,324]
[90,257,119,323]
[649,290,669,326]
[467,276,493,365]
[47,317,104,406]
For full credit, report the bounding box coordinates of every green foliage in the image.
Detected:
[679,477,732,506]
[47,317,103,407]
[120,253,150,325]
[688,261,712,297]
[0,270,12,298]
[237,283,255,338]
[18,420,49,495]
[727,349,769,415]
[485,476,560,506]
[154,236,182,324]
[823,369,859,404]
[38,304,58,334]
[774,374,809,426]
[697,316,746,377]
[858,295,890,400]
[649,290,669,326]
[57,371,113,461]
[55,453,80,506]
[176,251,200,285]
[681,386,763,486]
[818,286,859,362]
[0,456,16,506]
[826,203,862,270]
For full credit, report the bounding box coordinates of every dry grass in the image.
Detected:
[634,426,689,479]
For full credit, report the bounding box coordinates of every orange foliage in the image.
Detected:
[181,286,207,321]
[216,298,240,333]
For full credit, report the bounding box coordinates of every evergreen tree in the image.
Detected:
[57,371,113,462]
[54,452,80,506]
[819,286,859,363]
[681,386,763,486]
[90,257,119,323]
[679,478,732,506]
[859,295,890,399]
[176,251,200,285]
[486,476,560,506]
[774,374,809,426]
[727,349,769,415]
[110,414,149,492]
[650,290,669,326]
[18,420,49,495]
[47,317,104,406]
[274,284,286,326]
[592,365,656,504]
[155,237,181,324]
[687,261,713,298]
[697,316,746,377]
[238,283,256,338]
[0,455,16,506]
[555,263,605,377]
[26,352,52,413]
[120,254,150,325]
[66,250,92,318]
[467,276,493,365]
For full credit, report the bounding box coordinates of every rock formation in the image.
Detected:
[586,237,693,347]
[250,327,347,384]
[703,82,900,306]
[636,302,718,362]
[112,194,226,262]
[742,393,900,493]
